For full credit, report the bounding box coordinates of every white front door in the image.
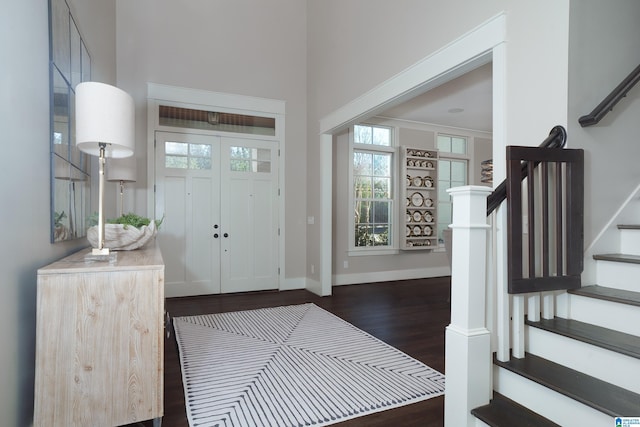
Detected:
[155,131,279,297]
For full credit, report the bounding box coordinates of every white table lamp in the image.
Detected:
[76,82,134,257]
[107,156,137,217]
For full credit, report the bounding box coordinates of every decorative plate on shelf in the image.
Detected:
[406,197,411,207]
[423,225,433,236]
[423,177,433,188]
[406,175,411,186]
[406,226,411,237]
[410,192,424,207]
[426,161,434,169]
[413,225,421,236]
[406,212,412,222]
[424,198,433,207]
[412,211,422,222]
[424,211,433,223]
[412,176,423,187]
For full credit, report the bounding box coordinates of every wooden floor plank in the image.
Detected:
[122,277,450,427]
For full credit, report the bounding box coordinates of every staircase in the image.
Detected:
[472,224,640,426]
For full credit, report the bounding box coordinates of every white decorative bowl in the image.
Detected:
[87,220,157,250]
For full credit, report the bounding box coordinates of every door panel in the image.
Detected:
[155,132,279,296]
[220,137,279,293]
[162,176,187,287]
[156,132,221,297]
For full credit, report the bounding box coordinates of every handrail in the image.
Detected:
[486,125,567,216]
[579,63,640,127]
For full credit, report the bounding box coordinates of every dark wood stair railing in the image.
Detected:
[579,63,640,127]
[486,125,567,216]
[506,144,584,294]
[483,125,585,294]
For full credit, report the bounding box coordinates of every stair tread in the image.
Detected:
[526,317,640,359]
[495,352,640,416]
[472,392,561,427]
[593,253,640,264]
[568,284,640,307]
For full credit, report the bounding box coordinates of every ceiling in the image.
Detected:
[378,62,493,133]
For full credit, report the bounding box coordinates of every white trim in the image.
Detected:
[318,13,507,297]
[319,133,333,296]
[146,83,287,292]
[333,266,451,286]
[279,276,306,291]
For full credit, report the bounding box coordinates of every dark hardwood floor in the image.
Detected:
[125,277,450,427]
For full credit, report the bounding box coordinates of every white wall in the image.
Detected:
[115,0,308,284]
[307,0,570,286]
[567,0,640,259]
[0,1,116,425]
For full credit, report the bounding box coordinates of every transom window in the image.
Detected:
[352,124,394,249]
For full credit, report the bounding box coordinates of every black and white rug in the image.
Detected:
[173,303,445,427]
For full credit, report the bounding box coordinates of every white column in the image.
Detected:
[444,185,493,427]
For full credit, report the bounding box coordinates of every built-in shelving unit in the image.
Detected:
[401,146,438,250]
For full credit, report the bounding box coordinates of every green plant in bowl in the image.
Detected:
[107,213,163,229]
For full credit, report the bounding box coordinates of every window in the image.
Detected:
[165,141,212,170]
[229,146,271,172]
[437,134,469,243]
[352,124,393,249]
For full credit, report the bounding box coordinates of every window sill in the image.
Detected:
[348,248,400,257]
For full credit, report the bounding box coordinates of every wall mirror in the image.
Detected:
[49,0,92,242]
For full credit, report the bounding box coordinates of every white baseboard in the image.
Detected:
[279,276,306,291]
[304,277,323,296]
[332,266,451,286]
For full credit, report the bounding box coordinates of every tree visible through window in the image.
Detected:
[353,124,393,248]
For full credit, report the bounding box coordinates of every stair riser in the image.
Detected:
[596,261,640,292]
[494,366,613,426]
[620,228,640,255]
[569,294,640,337]
[526,326,640,393]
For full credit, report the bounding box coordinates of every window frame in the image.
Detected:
[436,133,471,245]
[348,124,398,255]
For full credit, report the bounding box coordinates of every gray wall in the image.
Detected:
[0,1,116,425]
[568,0,640,248]
[115,0,308,284]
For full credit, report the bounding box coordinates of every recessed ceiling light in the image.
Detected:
[448,107,464,113]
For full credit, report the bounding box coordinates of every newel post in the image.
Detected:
[444,185,493,426]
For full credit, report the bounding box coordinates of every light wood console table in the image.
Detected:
[34,243,164,426]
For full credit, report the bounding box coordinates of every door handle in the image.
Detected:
[223,233,229,238]
[214,233,219,238]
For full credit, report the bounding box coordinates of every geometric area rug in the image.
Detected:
[173,303,445,427]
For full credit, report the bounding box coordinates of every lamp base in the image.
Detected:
[84,249,118,263]
[92,247,110,256]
